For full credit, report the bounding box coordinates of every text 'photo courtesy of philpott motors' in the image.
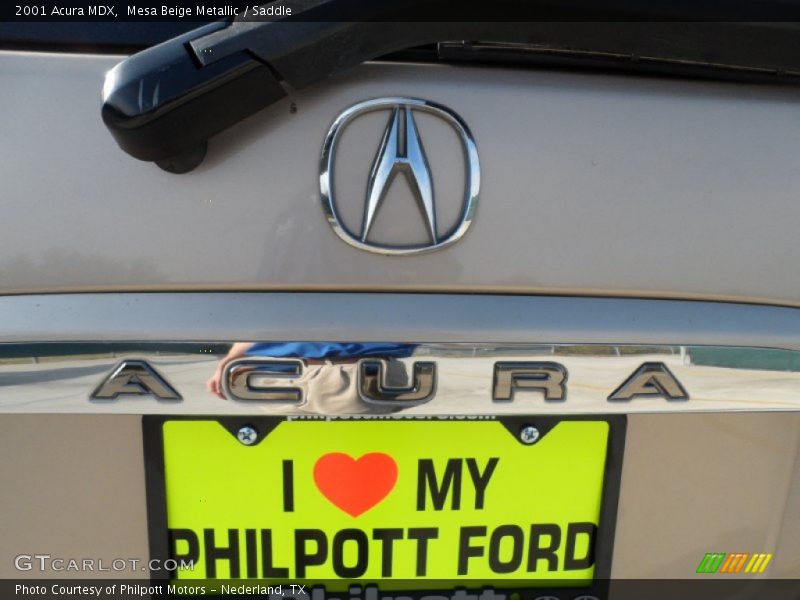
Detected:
[154,418,615,582]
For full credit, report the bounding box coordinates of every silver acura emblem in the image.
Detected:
[320,97,480,255]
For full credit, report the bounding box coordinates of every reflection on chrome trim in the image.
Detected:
[0,343,798,415]
[359,360,437,406]
[224,359,304,403]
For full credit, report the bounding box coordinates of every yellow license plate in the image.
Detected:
[146,416,622,585]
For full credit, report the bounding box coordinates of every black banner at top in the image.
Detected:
[4,0,800,22]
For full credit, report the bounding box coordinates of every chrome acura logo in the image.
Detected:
[320,98,480,255]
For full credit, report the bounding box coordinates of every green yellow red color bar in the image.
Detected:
[696,553,773,574]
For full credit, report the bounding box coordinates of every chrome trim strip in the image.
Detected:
[0,342,797,415]
[2,294,800,350]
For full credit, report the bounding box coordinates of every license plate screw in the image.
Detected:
[237,425,258,445]
[519,425,540,444]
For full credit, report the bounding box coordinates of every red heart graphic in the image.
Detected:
[313,452,398,517]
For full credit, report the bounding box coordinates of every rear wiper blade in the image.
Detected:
[101,13,523,172]
[101,7,800,173]
[439,23,800,85]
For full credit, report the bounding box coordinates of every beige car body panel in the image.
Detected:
[1,43,799,587]
[1,52,800,305]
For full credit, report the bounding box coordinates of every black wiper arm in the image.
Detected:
[101,5,800,174]
[100,19,283,174]
[101,4,529,173]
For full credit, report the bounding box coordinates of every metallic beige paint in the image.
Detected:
[3,53,800,306]
[0,415,149,578]
[614,413,800,578]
